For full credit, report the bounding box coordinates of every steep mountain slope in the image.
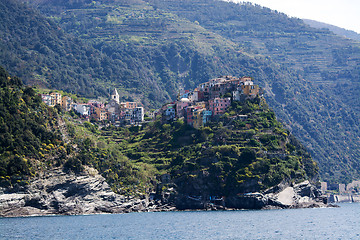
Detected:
[0,0,123,97]
[8,0,298,106]
[140,0,360,183]
[2,0,276,106]
[0,66,63,187]
[4,0,360,183]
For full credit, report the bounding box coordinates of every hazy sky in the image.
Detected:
[230,0,360,33]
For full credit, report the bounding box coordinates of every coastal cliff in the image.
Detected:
[0,167,175,217]
[0,67,331,217]
[0,168,328,218]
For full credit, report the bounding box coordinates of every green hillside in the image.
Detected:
[0,0,133,97]
[114,98,318,197]
[56,94,319,197]
[0,66,63,187]
[2,0,360,183]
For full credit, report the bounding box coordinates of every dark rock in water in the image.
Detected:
[225,193,268,209]
[167,180,328,211]
[175,195,206,210]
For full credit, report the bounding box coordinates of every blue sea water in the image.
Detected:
[1,203,360,239]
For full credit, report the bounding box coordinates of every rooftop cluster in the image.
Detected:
[41,90,144,125]
[161,76,262,128]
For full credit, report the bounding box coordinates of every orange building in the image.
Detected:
[93,107,108,121]
[121,102,138,109]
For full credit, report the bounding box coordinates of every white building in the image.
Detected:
[41,94,52,106]
[110,88,120,104]
[132,107,144,123]
[75,104,90,116]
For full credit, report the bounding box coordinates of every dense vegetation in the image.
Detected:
[1,0,359,183]
[0,0,130,98]
[0,67,63,187]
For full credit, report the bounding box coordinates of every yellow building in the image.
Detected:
[61,96,73,111]
[192,108,205,129]
[50,92,62,106]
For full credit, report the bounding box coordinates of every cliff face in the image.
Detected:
[0,167,173,217]
[0,166,329,217]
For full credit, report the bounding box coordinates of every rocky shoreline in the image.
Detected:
[0,168,334,218]
[0,167,179,218]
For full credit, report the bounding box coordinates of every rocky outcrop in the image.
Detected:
[172,180,330,210]
[226,181,329,210]
[0,167,174,218]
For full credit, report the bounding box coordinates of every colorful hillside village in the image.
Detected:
[41,89,144,125]
[162,75,262,128]
[40,75,261,127]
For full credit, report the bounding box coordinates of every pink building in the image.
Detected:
[176,98,190,117]
[208,97,231,115]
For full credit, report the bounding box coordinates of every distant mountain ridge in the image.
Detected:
[303,19,360,42]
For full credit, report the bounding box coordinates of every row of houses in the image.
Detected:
[41,93,73,112]
[161,76,262,128]
[41,90,144,124]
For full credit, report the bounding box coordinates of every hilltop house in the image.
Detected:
[41,94,52,106]
[176,98,190,118]
[50,92,62,106]
[162,75,261,128]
